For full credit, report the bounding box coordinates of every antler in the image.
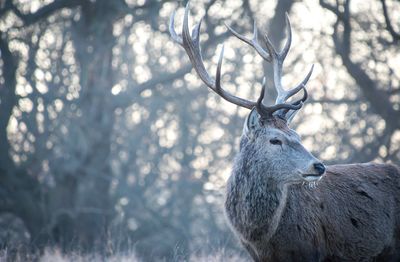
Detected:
[262,14,314,105]
[256,78,303,119]
[169,3,256,109]
[225,21,271,62]
[169,3,311,121]
[226,14,314,119]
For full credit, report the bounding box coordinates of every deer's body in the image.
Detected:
[226,162,400,261]
[170,4,400,261]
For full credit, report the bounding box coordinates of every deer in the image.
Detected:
[170,3,400,262]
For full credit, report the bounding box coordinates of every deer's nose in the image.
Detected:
[313,163,326,175]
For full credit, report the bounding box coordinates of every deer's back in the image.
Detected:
[268,163,400,261]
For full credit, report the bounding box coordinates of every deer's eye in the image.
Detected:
[269,139,282,145]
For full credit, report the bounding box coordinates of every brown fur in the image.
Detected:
[226,161,400,261]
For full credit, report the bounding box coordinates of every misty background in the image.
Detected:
[0,0,399,260]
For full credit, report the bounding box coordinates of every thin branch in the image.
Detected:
[10,0,82,26]
[380,0,400,42]
[388,88,400,95]
[319,0,345,20]
[307,98,357,104]
[114,64,192,108]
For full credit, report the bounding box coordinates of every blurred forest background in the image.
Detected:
[0,0,399,260]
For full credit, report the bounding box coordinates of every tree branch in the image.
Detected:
[114,27,232,109]
[319,0,345,20]
[114,64,192,108]
[307,98,358,104]
[0,32,18,171]
[380,0,400,42]
[321,0,400,128]
[10,0,83,26]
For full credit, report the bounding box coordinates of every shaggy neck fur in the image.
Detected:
[226,162,292,246]
[263,183,289,243]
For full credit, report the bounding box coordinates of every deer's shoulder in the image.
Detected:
[320,163,400,196]
[325,163,400,177]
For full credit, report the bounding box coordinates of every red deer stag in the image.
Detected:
[170,4,400,261]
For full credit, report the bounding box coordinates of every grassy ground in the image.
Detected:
[0,248,248,262]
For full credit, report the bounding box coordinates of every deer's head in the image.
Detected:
[170,3,326,183]
[241,108,325,184]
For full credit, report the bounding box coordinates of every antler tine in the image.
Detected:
[191,17,202,44]
[279,85,308,114]
[215,45,257,108]
[263,32,285,103]
[280,13,292,61]
[225,21,271,62]
[273,64,313,107]
[169,11,183,44]
[256,77,302,119]
[263,15,314,107]
[297,85,308,104]
[169,2,256,109]
[283,86,308,123]
[287,64,314,98]
[180,3,213,87]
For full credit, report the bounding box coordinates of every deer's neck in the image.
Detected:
[239,176,290,241]
[226,163,293,243]
[240,180,290,259]
[263,182,289,242]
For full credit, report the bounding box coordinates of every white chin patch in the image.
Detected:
[303,175,322,182]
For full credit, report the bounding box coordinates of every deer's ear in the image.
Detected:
[243,108,261,137]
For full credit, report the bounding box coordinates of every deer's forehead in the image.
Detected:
[265,128,300,139]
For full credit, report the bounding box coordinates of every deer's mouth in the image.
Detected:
[301,174,323,182]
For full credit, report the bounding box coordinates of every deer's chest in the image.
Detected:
[268,185,395,261]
